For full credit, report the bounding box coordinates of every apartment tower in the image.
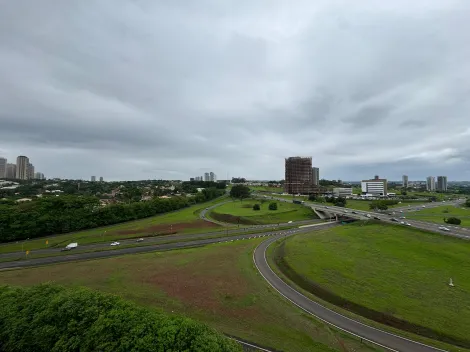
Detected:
[6,164,16,179]
[0,157,6,178]
[16,156,29,180]
[402,175,408,188]
[284,157,315,194]
[312,167,320,186]
[437,176,448,192]
[426,176,436,191]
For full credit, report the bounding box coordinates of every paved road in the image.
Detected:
[0,225,326,270]
[253,233,447,352]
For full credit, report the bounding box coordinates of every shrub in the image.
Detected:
[0,284,240,352]
[269,202,278,210]
[445,217,461,225]
[253,204,261,211]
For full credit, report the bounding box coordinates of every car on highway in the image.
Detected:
[373,216,381,220]
[110,241,120,246]
[351,211,357,214]
[366,214,371,218]
[405,222,412,226]
[390,218,398,222]
[400,216,406,219]
[400,221,405,225]
[344,210,349,213]
[136,238,144,242]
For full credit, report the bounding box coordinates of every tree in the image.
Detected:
[369,201,388,211]
[230,185,250,201]
[308,194,317,201]
[445,217,461,225]
[253,204,260,211]
[0,284,240,352]
[466,198,470,208]
[269,202,278,210]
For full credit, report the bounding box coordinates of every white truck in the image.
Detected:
[62,242,78,251]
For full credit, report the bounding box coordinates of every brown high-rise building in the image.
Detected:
[284,157,317,194]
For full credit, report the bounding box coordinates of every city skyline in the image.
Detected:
[1,1,469,181]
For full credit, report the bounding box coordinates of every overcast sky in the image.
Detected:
[1,1,470,181]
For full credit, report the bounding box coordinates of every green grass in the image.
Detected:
[280,223,470,345]
[210,199,318,224]
[249,186,284,193]
[0,196,228,254]
[0,240,381,352]
[407,205,470,227]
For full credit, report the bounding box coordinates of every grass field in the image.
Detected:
[407,205,470,227]
[278,223,470,346]
[0,240,380,352]
[0,196,228,254]
[249,186,284,193]
[210,199,318,224]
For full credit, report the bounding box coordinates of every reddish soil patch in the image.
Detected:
[116,220,219,235]
[142,246,260,319]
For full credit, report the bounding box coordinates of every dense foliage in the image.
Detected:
[268,202,278,210]
[0,188,224,243]
[369,200,399,210]
[230,177,246,183]
[324,196,347,207]
[0,284,240,352]
[445,217,461,225]
[253,204,260,211]
[229,185,251,201]
[466,199,470,207]
[180,181,226,194]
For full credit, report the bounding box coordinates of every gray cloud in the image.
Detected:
[1,1,470,181]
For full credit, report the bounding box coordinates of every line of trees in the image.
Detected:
[0,188,224,243]
[0,284,240,352]
[369,200,400,211]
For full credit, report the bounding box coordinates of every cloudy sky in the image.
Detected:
[1,0,470,181]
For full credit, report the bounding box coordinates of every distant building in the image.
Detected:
[437,176,447,192]
[99,177,104,182]
[190,177,195,181]
[16,156,29,180]
[426,176,436,191]
[6,164,16,179]
[312,167,319,186]
[27,163,34,180]
[333,187,353,197]
[0,157,6,178]
[34,172,45,180]
[204,172,210,182]
[209,172,217,182]
[402,175,408,188]
[361,175,387,196]
[91,176,96,182]
[284,157,317,194]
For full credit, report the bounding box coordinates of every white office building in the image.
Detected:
[333,187,353,197]
[361,176,387,196]
[426,176,436,191]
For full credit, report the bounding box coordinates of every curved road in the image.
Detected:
[253,234,447,352]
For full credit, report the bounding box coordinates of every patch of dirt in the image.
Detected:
[116,220,219,235]
[143,246,260,319]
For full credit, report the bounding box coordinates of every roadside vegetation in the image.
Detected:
[0,284,239,352]
[273,222,470,347]
[209,199,318,225]
[0,196,228,254]
[407,205,470,227]
[0,240,380,352]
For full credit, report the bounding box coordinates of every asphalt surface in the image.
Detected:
[253,232,447,352]
[0,225,320,270]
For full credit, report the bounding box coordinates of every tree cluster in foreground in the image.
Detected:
[0,188,224,243]
[0,284,240,352]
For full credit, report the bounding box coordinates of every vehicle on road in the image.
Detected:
[406,222,412,226]
[110,241,120,246]
[288,221,293,224]
[61,242,78,251]
[400,221,405,225]
[366,214,371,218]
[373,216,380,220]
[390,218,398,222]
[136,238,144,242]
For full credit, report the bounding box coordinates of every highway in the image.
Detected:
[253,234,446,352]
[0,225,329,271]
[265,195,470,240]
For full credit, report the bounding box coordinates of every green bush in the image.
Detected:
[268,202,278,210]
[0,284,240,352]
[253,204,261,211]
[445,217,461,225]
